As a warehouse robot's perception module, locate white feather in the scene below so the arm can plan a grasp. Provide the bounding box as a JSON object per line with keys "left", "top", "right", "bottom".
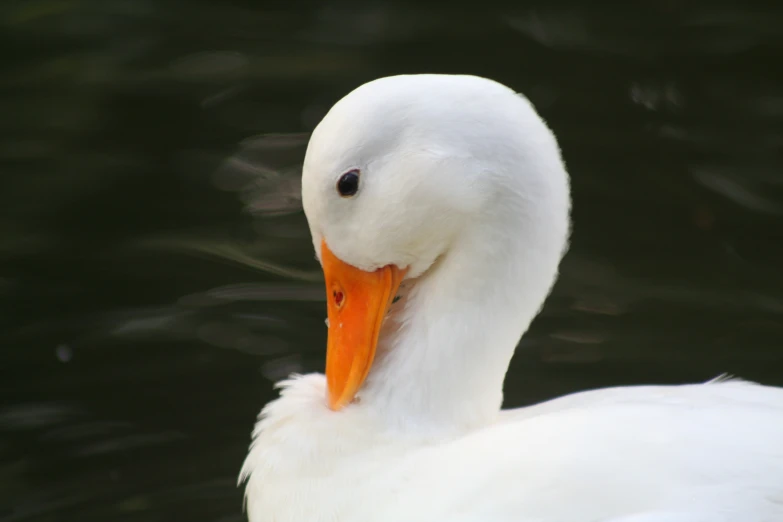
{"left": 240, "top": 74, "right": 783, "bottom": 522}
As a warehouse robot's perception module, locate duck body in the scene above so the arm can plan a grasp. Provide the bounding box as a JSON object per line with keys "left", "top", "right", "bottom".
{"left": 242, "top": 375, "right": 783, "bottom": 522}
{"left": 239, "top": 74, "right": 783, "bottom": 521}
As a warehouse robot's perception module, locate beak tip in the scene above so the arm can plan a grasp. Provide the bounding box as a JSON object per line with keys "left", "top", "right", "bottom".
{"left": 326, "top": 392, "right": 344, "bottom": 411}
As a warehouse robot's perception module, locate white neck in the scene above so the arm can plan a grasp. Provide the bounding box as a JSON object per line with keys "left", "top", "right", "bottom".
{"left": 359, "top": 181, "right": 570, "bottom": 436}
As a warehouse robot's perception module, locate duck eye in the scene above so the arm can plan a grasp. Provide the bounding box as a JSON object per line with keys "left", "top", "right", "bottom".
{"left": 336, "top": 169, "right": 360, "bottom": 197}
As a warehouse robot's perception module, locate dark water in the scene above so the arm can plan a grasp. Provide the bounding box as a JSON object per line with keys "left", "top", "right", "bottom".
{"left": 2, "top": 1, "right": 783, "bottom": 520}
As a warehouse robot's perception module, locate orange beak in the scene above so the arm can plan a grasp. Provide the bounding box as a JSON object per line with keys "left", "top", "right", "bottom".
{"left": 321, "top": 239, "right": 406, "bottom": 410}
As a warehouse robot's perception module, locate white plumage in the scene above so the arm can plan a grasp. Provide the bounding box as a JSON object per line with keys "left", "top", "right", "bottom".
{"left": 240, "top": 74, "right": 783, "bottom": 522}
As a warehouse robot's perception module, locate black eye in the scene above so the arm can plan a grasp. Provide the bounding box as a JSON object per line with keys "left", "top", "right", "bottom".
{"left": 336, "top": 169, "right": 360, "bottom": 197}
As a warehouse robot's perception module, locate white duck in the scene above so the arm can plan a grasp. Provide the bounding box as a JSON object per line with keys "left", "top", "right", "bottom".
{"left": 239, "top": 74, "right": 783, "bottom": 522}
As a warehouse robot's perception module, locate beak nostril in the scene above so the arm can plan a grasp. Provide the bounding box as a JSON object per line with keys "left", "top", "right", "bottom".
{"left": 333, "top": 289, "right": 345, "bottom": 307}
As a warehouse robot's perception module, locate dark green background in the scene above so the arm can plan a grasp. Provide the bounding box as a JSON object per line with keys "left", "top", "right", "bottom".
{"left": 2, "top": 1, "right": 783, "bottom": 520}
